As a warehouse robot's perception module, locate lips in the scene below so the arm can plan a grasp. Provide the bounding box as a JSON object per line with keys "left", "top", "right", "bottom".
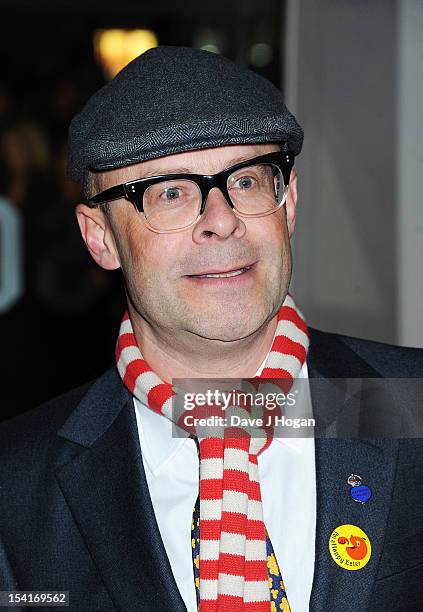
{"left": 187, "top": 263, "right": 255, "bottom": 278}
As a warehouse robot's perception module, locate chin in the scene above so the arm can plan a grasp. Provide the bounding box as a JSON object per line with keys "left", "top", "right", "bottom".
{"left": 193, "top": 312, "right": 269, "bottom": 342}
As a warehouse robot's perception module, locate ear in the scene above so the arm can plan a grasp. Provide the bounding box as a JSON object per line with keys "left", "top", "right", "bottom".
{"left": 286, "top": 168, "right": 298, "bottom": 238}
{"left": 75, "top": 203, "right": 121, "bottom": 270}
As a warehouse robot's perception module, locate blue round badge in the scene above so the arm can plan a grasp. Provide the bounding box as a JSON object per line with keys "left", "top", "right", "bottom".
{"left": 350, "top": 484, "right": 372, "bottom": 503}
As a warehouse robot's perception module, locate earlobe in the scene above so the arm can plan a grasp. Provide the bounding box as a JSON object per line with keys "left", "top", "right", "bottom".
{"left": 75, "top": 204, "right": 121, "bottom": 270}
{"left": 286, "top": 169, "right": 298, "bottom": 238}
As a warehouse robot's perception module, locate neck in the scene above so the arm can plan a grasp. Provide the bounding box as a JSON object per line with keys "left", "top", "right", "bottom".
{"left": 128, "top": 305, "right": 278, "bottom": 383}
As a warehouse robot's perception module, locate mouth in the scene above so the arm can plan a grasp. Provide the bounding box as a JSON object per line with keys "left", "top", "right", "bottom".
{"left": 186, "top": 263, "right": 255, "bottom": 279}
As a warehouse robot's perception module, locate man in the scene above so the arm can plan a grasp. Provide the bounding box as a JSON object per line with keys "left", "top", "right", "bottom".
{"left": 1, "top": 46, "right": 422, "bottom": 612}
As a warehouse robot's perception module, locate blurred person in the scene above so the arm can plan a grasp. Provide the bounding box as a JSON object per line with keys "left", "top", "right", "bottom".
{"left": 26, "top": 137, "right": 124, "bottom": 407}
{"left": 0, "top": 118, "right": 56, "bottom": 301}
{"left": 34, "top": 139, "right": 120, "bottom": 315}
{"left": 0, "top": 119, "right": 50, "bottom": 208}
{"left": 0, "top": 47, "right": 422, "bottom": 612}
{"left": 43, "top": 66, "right": 106, "bottom": 156}
{"left": 0, "top": 112, "right": 119, "bottom": 407}
{"left": 0, "top": 157, "right": 24, "bottom": 421}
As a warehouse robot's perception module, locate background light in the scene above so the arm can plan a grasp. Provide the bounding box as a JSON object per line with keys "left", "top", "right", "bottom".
{"left": 93, "top": 29, "right": 158, "bottom": 79}
{"left": 249, "top": 42, "right": 273, "bottom": 67}
{"left": 193, "top": 27, "right": 224, "bottom": 56}
{"left": 200, "top": 43, "right": 220, "bottom": 54}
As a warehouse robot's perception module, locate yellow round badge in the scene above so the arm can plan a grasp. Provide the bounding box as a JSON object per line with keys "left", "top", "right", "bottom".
{"left": 328, "top": 524, "right": 372, "bottom": 570}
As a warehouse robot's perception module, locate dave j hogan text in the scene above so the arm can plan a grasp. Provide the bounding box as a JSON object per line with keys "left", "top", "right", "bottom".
{"left": 182, "top": 414, "right": 315, "bottom": 429}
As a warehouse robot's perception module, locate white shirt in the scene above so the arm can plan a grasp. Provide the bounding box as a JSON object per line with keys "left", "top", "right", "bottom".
{"left": 133, "top": 360, "right": 316, "bottom": 612}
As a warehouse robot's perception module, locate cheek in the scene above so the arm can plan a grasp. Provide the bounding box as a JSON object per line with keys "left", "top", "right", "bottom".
{"left": 253, "top": 210, "right": 288, "bottom": 255}
{"left": 120, "top": 221, "right": 181, "bottom": 284}
{"left": 257, "top": 213, "right": 292, "bottom": 286}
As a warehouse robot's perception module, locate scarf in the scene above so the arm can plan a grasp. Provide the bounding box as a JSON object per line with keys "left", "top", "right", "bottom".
{"left": 116, "top": 292, "right": 309, "bottom": 611}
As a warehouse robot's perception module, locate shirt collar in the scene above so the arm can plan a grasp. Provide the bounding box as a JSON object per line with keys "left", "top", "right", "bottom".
{"left": 134, "top": 361, "right": 312, "bottom": 477}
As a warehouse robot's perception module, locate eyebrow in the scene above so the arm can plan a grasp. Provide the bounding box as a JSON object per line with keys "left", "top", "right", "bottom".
{"left": 141, "top": 152, "right": 268, "bottom": 179}
{"left": 143, "top": 166, "right": 192, "bottom": 178}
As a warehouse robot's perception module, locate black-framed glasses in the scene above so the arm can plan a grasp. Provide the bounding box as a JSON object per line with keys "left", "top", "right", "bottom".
{"left": 88, "top": 151, "right": 294, "bottom": 233}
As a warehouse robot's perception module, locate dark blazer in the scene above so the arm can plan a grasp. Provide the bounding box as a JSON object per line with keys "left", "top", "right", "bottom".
{"left": 1, "top": 327, "right": 422, "bottom": 612}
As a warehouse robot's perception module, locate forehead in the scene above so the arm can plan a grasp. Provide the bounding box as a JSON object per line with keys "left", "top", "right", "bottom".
{"left": 98, "top": 142, "right": 280, "bottom": 189}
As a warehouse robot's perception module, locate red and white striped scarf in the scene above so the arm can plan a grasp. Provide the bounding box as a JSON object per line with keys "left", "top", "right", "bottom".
{"left": 116, "top": 292, "right": 309, "bottom": 611}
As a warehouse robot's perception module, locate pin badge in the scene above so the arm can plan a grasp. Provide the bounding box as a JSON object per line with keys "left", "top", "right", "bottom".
{"left": 347, "top": 473, "right": 362, "bottom": 487}
{"left": 347, "top": 473, "right": 372, "bottom": 503}
{"left": 351, "top": 484, "right": 372, "bottom": 503}
{"left": 328, "top": 524, "right": 372, "bottom": 570}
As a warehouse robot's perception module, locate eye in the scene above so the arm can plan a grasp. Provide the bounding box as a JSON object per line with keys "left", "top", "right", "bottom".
{"left": 162, "top": 187, "right": 182, "bottom": 200}
{"left": 233, "top": 175, "right": 256, "bottom": 190}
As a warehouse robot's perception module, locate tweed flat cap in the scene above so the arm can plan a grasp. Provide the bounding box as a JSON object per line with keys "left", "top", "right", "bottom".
{"left": 68, "top": 45, "right": 303, "bottom": 183}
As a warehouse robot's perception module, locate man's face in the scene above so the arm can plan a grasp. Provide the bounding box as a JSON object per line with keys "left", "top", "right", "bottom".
{"left": 81, "top": 143, "right": 295, "bottom": 343}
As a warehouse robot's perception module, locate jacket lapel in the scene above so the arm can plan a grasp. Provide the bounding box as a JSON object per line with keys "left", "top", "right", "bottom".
{"left": 54, "top": 368, "right": 186, "bottom": 612}
{"left": 307, "top": 327, "right": 398, "bottom": 611}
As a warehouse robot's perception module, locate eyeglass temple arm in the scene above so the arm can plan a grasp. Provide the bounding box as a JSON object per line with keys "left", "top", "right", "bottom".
{"left": 89, "top": 184, "right": 127, "bottom": 207}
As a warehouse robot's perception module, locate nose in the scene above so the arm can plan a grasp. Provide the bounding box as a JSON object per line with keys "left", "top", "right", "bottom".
{"left": 191, "top": 187, "right": 246, "bottom": 243}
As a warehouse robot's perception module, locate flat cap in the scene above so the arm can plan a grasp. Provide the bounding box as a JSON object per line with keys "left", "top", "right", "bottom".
{"left": 68, "top": 45, "right": 303, "bottom": 184}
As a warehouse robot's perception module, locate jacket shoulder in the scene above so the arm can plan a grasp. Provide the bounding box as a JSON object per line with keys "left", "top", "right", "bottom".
{"left": 0, "top": 368, "right": 115, "bottom": 463}
{"left": 309, "top": 327, "right": 423, "bottom": 377}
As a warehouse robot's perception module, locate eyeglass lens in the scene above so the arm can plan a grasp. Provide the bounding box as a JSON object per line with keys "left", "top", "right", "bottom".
{"left": 143, "top": 163, "right": 285, "bottom": 232}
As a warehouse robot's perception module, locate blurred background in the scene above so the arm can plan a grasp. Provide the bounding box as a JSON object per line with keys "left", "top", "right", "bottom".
{"left": 0, "top": 0, "right": 422, "bottom": 421}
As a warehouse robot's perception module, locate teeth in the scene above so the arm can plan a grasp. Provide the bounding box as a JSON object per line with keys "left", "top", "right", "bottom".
{"left": 204, "top": 267, "right": 248, "bottom": 278}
